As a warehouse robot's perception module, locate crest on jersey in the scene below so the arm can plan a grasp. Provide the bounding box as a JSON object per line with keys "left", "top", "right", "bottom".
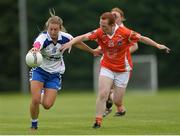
{"left": 117, "top": 35, "right": 123, "bottom": 46}
{"left": 52, "top": 47, "right": 57, "bottom": 54}
{"left": 117, "top": 40, "right": 122, "bottom": 46}
{"left": 108, "top": 39, "right": 114, "bottom": 47}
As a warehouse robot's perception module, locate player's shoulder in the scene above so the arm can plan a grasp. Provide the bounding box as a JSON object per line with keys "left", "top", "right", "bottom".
{"left": 59, "top": 31, "right": 73, "bottom": 39}
{"left": 35, "top": 31, "right": 48, "bottom": 41}
{"left": 91, "top": 28, "right": 104, "bottom": 36}
{"left": 119, "top": 24, "right": 130, "bottom": 31}
{"left": 97, "top": 28, "right": 103, "bottom": 33}
{"left": 117, "top": 25, "right": 132, "bottom": 35}
{"left": 58, "top": 31, "right": 73, "bottom": 43}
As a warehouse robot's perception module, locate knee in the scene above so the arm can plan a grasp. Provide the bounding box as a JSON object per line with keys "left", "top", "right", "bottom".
{"left": 42, "top": 102, "right": 53, "bottom": 110}
{"left": 32, "top": 98, "right": 41, "bottom": 105}
{"left": 98, "top": 90, "right": 109, "bottom": 101}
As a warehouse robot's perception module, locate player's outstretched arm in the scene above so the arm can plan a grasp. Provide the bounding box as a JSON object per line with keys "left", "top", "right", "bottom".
{"left": 74, "top": 42, "right": 94, "bottom": 54}
{"left": 60, "top": 33, "right": 90, "bottom": 54}
{"left": 139, "top": 36, "right": 170, "bottom": 53}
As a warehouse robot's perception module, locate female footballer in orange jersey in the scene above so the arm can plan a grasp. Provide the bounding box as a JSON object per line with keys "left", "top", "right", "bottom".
{"left": 60, "top": 12, "right": 170, "bottom": 128}
{"left": 103, "top": 7, "right": 140, "bottom": 117}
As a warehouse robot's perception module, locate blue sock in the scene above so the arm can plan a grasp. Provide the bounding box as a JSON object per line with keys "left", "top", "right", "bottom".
{"left": 31, "top": 119, "right": 38, "bottom": 129}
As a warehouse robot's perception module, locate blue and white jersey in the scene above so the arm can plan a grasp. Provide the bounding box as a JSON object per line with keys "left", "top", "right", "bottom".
{"left": 33, "top": 31, "right": 73, "bottom": 74}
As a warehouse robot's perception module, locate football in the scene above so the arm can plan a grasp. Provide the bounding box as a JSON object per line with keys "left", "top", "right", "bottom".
{"left": 25, "top": 51, "right": 43, "bottom": 67}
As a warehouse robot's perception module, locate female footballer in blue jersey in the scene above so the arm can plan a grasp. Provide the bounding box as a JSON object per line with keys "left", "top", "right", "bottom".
{"left": 29, "top": 10, "right": 95, "bottom": 130}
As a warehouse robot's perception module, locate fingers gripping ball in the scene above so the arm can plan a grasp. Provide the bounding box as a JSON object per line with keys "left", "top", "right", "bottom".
{"left": 25, "top": 52, "right": 43, "bottom": 67}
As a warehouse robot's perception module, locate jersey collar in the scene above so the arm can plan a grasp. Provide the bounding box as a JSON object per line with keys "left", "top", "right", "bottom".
{"left": 47, "top": 31, "right": 63, "bottom": 41}
{"left": 47, "top": 32, "right": 53, "bottom": 41}
{"left": 107, "top": 24, "right": 119, "bottom": 39}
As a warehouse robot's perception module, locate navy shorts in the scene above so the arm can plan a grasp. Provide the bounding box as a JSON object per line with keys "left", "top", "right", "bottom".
{"left": 29, "top": 67, "right": 62, "bottom": 91}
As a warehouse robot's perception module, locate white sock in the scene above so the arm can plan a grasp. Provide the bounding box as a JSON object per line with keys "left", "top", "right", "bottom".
{"left": 31, "top": 119, "right": 38, "bottom": 122}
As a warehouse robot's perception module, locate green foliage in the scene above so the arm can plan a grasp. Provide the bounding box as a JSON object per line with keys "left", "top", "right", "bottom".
{"left": 0, "top": 0, "right": 20, "bottom": 91}
{"left": 0, "top": 0, "right": 180, "bottom": 91}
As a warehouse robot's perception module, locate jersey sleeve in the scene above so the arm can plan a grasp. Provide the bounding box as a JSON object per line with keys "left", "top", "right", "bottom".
{"left": 88, "top": 29, "right": 99, "bottom": 41}
{"left": 33, "top": 33, "right": 46, "bottom": 50}
{"left": 61, "top": 32, "right": 73, "bottom": 41}
{"left": 122, "top": 26, "right": 141, "bottom": 44}
{"left": 128, "top": 30, "right": 141, "bottom": 43}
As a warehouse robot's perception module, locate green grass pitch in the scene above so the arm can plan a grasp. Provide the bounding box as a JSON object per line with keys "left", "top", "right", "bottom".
{"left": 0, "top": 89, "right": 180, "bottom": 135}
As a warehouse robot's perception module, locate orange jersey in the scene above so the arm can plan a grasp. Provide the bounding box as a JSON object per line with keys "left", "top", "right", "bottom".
{"left": 88, "top": 25, "right": 141, "bottom": 72}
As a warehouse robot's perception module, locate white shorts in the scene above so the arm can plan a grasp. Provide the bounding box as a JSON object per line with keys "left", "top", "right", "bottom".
{"left": 99, "top": 67, "right": 130, "bottom": 88}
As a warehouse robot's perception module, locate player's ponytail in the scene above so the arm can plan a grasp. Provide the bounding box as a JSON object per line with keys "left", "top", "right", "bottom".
{"left": 49, "top": 8, "right": 56, "bottom": 17}
{"left": 45, "top": 8, "right": 67, "bottom": 32}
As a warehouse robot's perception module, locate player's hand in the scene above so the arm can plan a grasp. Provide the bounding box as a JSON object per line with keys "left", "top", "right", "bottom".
{"left": 157, "top": 44, "right": 171, "bottom": 53}
{"left": 29, "top": 47, "right": 40, "bottom": 53}
{"left": 60, "top": 43, "right": 72, "bottom": 54}
{"left": 93, "top": 48, "right": 103, "bottom": 57}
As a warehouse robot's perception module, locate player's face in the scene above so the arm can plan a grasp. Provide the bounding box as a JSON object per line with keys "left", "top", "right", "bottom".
{"left": 111, "top": 11, "right": 122, "bottom": 24}
{"left": 47, "top": 23, "right": 60, "bottom": 40}
{"left": 100, "top": 19, "right": 113, "bottom": 34}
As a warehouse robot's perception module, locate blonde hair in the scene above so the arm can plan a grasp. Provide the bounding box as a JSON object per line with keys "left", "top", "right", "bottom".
{"left": 111, "top": 7, "right": 126, "bottom": 21}
{"left": 45, "top": 9, "right": 66, "bottom": 32}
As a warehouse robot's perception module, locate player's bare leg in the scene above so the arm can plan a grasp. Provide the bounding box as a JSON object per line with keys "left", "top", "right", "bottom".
{"left": 40, "top": 89, "right": 44, "bottom": 104}
{"left": 93, "top": 75, "right": 113, "bottom": 128}
{"left": 42, "top": 89, "right": 57, "bottom": 110}
{"left": 30, "top": 81, "right": 43, "bottom": 130}
{"left": 113, "top": 86, "right": 126, "bottom": 116}
{"left": 103, "top": 89, "right": 113, "bottom": 117}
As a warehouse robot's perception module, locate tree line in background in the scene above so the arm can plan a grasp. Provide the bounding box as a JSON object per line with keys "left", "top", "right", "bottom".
{"left": 0, "top": 0, "right": 179, "bottom": 91}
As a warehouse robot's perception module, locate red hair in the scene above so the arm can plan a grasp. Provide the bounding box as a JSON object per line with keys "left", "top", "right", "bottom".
{"left": 100, "top": 12, "right": 115, "bottom": 25}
